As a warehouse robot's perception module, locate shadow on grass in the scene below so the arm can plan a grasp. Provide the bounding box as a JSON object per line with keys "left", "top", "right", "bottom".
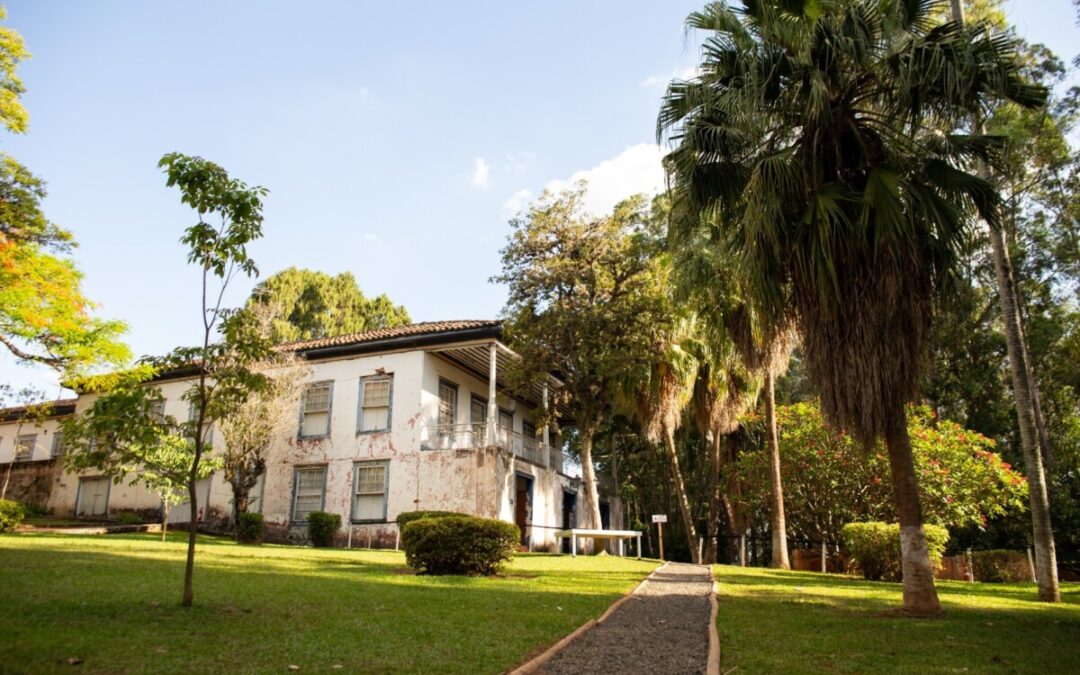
{"left": 0, "top": 537, "right": 654, "bottom": 675}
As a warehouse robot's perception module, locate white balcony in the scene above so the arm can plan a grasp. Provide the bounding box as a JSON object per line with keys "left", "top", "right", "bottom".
{"left": 421, "top": 423, "right": 562, "bottom": 470}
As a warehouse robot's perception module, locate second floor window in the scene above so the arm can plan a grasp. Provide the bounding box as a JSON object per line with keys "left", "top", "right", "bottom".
{"left": 51, "top": 433, "right": 68, "bottom": 458}
{"left": 14, "top": 434, "right": 36, "bottom": 462}
{"left": 300, "top": 382, "right": 333, "bottom": 438}
{"left": 358, "top": 376, "right": 392, "bottom": 433}
{"left": 148, "top": 398, "right": 166, "bottom": 423}
{"left": 438, "top": 380, "right": 457, "bottom": 427}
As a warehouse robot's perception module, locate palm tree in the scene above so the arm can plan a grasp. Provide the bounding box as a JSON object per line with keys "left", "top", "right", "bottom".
{"left": 630, "top": 314, "right": 703, "bottom": 563}
{"left": 659, "top": 0, "right": 1044, "bottom": 614}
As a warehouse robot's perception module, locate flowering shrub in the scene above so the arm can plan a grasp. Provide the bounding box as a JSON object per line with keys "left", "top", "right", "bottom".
{"left": 740, "top": 403, "right": 1027, "bottom": 544}
{"left": 842, "top": 521, "right": 949, "bottom": 581}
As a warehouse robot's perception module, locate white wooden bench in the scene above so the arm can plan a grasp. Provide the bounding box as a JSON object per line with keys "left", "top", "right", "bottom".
{"left": 555, "top": 528, "right": 643, "bottom": 558}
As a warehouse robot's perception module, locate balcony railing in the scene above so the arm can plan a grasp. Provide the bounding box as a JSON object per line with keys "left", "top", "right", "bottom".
{"left": 422, "top": 423, "right": 562, "bottom": 470}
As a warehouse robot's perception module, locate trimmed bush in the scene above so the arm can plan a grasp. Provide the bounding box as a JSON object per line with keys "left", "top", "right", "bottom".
{"left": 306, "top": 511, "right": 341, "bottom": 548}
{"left": 237, "top": 512, "right": 266, "bottom": 545}
{"left": 115, "top": 512, "right": 143, "bottom": 525}
{"left": 972, "top": 549, "right": 1030, "bottom": 583}
{"left": 0, "top": 499, "right": 25, "bottom": 533}
{"left": 402, "top": 515, "right": 519, "bottom": 576}
{"left": 395, "top": 510, "right": 463, "bottom": 528}
{"left": 842, "top": 521, "right": 949, "bottom": 581}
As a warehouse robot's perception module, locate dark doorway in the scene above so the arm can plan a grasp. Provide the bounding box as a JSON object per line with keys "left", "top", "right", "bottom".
{"left": 514, "top": 474, "right": 533, "bottom": 547}
{"left": 599, "top": 501, "right": 610, "bottom": 530}
{"left": 561, "top": 490, "right": 577, "bottom": 553}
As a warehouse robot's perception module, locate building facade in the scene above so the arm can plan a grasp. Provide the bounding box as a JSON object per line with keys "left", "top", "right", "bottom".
{"left": 0, "top": 321, "right": 593, "bottom": 549}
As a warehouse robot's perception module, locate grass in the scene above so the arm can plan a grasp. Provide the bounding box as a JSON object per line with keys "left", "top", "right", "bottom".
{"left": 0, "top": 532, "right": 657, "bottom": 674}
{"left": 714, "top": 564, "right": 1080, "bottom": 674}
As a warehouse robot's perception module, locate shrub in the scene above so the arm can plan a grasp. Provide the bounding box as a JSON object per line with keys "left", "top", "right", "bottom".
{"left": 237, "top": 512, "right": 266, "bottom": 545}
{"left": 306, "top": 511, "right": 341, "bottom": 548}
{"left": 972, "top": 549, "right": 1030, "bottom": 583}
{"left": 0, "top": 499, "right": 25, "bottom": 532}
{"left": 395, "top": 510, "right": 463, "bottom": 528}
{"left": 115, "top": 512, "right": 143, "bottom": 525}
{"left": 402, "top": 515, "right": 519, "bottom": 576}
{"left": 842, "top": 522, "right": 949, "bottom": 581}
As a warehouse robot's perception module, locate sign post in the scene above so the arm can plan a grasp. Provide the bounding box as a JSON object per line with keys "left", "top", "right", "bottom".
{"left": 652, "top": 514, "right": 668, "bottom": 561}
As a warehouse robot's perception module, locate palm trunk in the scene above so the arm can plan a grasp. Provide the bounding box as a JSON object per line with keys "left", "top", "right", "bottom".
{"left": 990, "top": 227, "right": 1060, "bottom": 601}
{"left": 706, "top": 429, "right": 723, "bottom": 564}
{"left": 883, "top": 413, "right": 941, "bottom": 615}
{"left": 950, "top": 0, "right": 1060, "bottom": 605}
{"left": 764, "top": 371, "right": 790, "bottom": 569}
{"left": 662, "top": 427, "right": 699, "bottom": 563}
{"left": 578, "top": 424, "right": 603, "bottom": 540}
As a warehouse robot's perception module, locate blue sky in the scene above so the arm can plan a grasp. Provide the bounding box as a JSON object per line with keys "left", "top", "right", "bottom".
{"left": 2, "top": 0, "right": 1077, "bottom": 397}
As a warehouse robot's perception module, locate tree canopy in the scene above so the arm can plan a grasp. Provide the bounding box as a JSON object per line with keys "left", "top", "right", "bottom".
{"left": 246, "top": 267, "right": 411, "bottom": 343}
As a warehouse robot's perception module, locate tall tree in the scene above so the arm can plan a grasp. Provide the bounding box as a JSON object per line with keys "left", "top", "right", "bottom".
{"left": 496, "top": 185, "right": 667, "bottom": 533}
{"left": 660, "top": 0, "right": 1043, "bottom": 613}
{"left": 246, "top": 267, "right": 410, "bottom": 343}
{"left": 949, "top": 0, "right": 1060, "bottom": 601}
{"left": 0, "top": 7, "right": 128, "bottom": 377}
{"left": 161, "top": 153, "right": 271, "bottom": 607}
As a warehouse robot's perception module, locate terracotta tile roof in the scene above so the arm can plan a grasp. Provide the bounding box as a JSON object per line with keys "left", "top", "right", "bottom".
{"left": 280, "top": 320, "right": 503, "bottom": 353}
{"left": 0, "top": 397, "right": 77, "bottom": 421}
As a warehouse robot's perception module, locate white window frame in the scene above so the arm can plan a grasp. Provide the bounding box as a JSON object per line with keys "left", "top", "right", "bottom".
{"left": 351, "top": 460, "right": 390, "bottom": 523}
{"left": 187, "top": 401, "right": 213, "bottom": 446}
{"left": 14, "top": 434, "right": 36, "bottom": 462}
{"left": 299, "top": 381, "right": 334, "bottom": 439}
{"left": 291, "top": 465, "right": 327, "bottom": 523}
{"left": 357, "top": 375, "right": 393, "bottom": 434}
{"left": 50, "top": 432, "right": 67, "bottom": 458}
{"left": 438, "top": 379, "right": 458, "bottom": 427}
{"left": 148, "top": 398, "right": 166, "bottom": 423}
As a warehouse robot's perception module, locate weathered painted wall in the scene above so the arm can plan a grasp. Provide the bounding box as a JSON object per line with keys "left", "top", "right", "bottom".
{"left": 0, "top": 340, "right": 587, "bottom": 547}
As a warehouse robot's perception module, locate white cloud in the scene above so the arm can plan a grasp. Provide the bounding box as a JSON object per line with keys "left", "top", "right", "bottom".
{"left": 470, "top": 157, "right": 491, "bottom": 187}
{"left": 544, "top": 143, "right": 666, "bottom": 216}
{"left": 501, "top": 188, "right": 534, "bottom": 218}
{"left": 640, "top": 66, "right": 699, "bottom": 88}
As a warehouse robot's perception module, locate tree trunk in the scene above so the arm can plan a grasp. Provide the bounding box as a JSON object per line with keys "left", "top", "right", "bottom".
{"left": 950, "top": 0, "right": 1060, "bottom": 605}
{"left": 662, "top": 427, "right": 699, "bottom": 563}
{"left": 883, "top": 414, "right": 941, "bottom": 615}
{"left": 161, "top": 501, "right": 169, "bottom": 543}
{"left": 706, "top": 430, "right": 723, "bottom": 564}
{"left": 0, "top": 460, "right": 12, "bottom": 500}
{"left": 989, "top": 227, "right": 1061, "bottom": 601}
{"left": 182, "top": 470, "right": 198, "bottom": 607}
{"left": 765, "top": 371, "right": 790, "bottom": 569}
{"left": 578, "top": 426, "right": 603, "bottom": 545}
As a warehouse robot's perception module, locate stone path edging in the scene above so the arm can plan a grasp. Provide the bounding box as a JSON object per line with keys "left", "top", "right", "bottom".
{"left": 508, "top": 562, "right": 669, "bottom": 675}
{"left": 707, "top": 577, "right": 720, "bottom": 675}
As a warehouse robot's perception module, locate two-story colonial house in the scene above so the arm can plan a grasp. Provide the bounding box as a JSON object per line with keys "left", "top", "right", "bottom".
{"left": 0, "top": 321, "right": 597, "bottom": 550}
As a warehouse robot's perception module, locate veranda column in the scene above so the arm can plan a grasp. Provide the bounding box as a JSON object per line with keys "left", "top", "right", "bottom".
{"left": 542, "top": 382, "right": 551, "bottom": 469}
{"left": 487, "top": 342, "right": 498, "bottom": 446}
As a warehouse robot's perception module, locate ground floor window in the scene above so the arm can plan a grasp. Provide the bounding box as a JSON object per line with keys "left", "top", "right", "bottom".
{"left": 291, "top": 466, "right": 327, "bottom": 522}
{"left": 352, "top": 461, "right": 389, "bottom": 522}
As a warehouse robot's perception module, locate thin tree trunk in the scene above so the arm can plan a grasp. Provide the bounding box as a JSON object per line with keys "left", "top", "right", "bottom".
{"left": 578, "top": 425, "right": 603, "bottom": 545}
{"left": 161, "top": 501, "right": 169, "bottom": 542}
{"left": 1, "top": 461, "right": 12, "bottom": 500}
{"left": 663, "top": 427, "right": 699, "bottom": 563}
{"left": 883, "top": 413, "right": 941, "bottom": 615}
{"left": 990, "top": 228, "right": 1060, "bottom": 600}
{"left": 707, "top": 430, "right": 723, "bottom": 564}
{"left": 182, "top": 469, "right": 198, "bottom": 607}
{"left": 950, "top": 0, "right": 1060, "bottom": 604}
{"left": 765, "top": 371, "right": 790, "bottom": 569}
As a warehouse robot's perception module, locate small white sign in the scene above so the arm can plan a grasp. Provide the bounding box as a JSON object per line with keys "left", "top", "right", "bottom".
{"left": 651, "top": 514, "right": 668, "bottom": 524}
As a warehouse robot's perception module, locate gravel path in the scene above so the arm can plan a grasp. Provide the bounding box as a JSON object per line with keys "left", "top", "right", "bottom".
{"left": 536, "top": 563, "right": 714, "bottom": 675}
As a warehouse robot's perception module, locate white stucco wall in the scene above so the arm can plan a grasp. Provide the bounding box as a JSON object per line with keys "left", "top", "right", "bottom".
{"left": 0, "top": 339, "right": 586, "bottom": 547}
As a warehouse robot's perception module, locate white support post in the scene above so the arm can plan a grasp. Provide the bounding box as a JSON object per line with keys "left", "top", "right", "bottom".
{"left": 542, "top": 382, "right": 551, "bottom": 468}
{"left": 486, "top": 342, "right": 498, "bottom": 447}
{"left": 571, "top": 532, "right": 577, "bottom": 558}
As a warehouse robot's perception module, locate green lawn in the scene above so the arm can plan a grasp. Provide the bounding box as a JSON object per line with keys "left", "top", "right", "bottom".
{"left": 715, "top": 565, "right": 1080, "bottom": 674}
{"left": 0, "top": 532, "right": 657, "bottom": 674}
